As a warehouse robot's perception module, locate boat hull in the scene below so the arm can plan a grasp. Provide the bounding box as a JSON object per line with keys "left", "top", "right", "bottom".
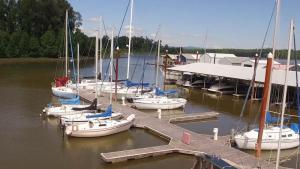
{"left": 65, "top": 115, "right": 135, "bottom": 137}
{"left": 52, "top": 86, "right": 77, "bottom": 98}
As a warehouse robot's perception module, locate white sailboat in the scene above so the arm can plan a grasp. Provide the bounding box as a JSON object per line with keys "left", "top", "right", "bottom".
{"left": 132, "top": 39, "right": 187, "bottom": 110}
{"left": 60, "top": 105, "right": 122, "bottom": 126}
{"left": 235, "top": 20, "right": 299, "bottom": 150}
{"left": 65, "top": 29, "right": 135, "bottom": 137}
{"left": 101, "top": 0, "right": 152, "bottom": 100}
{"left": 51, "top": 10, "right": 77, "bottom": 99}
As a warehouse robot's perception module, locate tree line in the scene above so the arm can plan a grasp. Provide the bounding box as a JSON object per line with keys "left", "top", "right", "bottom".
{"left": 0, "top": 0, "right": 298, "bottom": 59}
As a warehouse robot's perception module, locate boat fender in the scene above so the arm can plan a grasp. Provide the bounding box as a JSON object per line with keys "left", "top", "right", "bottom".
{"left": 72, "top": 125, "right": 78, "bottom": 131}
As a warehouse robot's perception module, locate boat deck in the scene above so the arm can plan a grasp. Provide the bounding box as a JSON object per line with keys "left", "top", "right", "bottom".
{"left": 78, "top": 89, "right": 274, "bottom": 169}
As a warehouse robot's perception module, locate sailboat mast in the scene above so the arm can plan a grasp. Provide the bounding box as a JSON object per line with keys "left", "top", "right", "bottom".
{"left": 77, "top": 43, "right": 79, "bottom": 94}
{"left": 99, "top": 16, "right": 103, "bottom": 80}
{"left": 275, "top": 19, "right": 294, "bottom": 169}
{"left": 266, "top": 0, "right": 281, "bottom": 110}
{"left": 110, "top": 30, "right": 114, "bottom": 105}
{"left": 65, "top": 10, "right": 68, "bottom": 77}
{"left": 156, "top": 39, "right": 160, "bottom": 87}
{"left": 256, "top": 52, "right": 273, "bottom": 158}
{"left": 95, "top": 31, "right": 99, "bottom": 104}
{"left": 127, "top": 0, "right": 133, "bottom": 80}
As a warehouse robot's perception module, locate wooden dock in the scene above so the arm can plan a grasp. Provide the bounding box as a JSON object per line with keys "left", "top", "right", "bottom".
{"left": 79, "top": 89, "right": 274, "bottom": 169}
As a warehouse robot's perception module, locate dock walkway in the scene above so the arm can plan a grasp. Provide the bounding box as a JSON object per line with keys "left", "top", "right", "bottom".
{"left": 79, "top": 89, "right": 273, "bottom": 169}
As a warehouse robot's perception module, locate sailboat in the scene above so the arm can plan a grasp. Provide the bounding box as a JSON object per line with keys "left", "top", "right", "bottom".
{"left": 234, "top": 23, "right": 299, "bottom": 150}
{"left": 64, "top": 29, "right": 135, "bottom": 137}
{"left": 59, "top": 105, "right": 122, "bottom": 126}
{"left": 51, "top": 10, "right": 77, "bottom": 99}
{"left": 101, "top": 0, "right": 152, "bottom": 100}
{"left": 45, "top": 31, "right": 103, "bottom": 117}
{"left": 132, "top": 39, "right": 187, "bottom": 110}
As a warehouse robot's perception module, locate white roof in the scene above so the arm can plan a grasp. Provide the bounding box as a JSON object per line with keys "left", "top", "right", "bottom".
{"left": 168, "top": 62, "right": 300, "bottom": 87}
{"left": 249, "top": 59, "right": 280, "bottom": 65}
{"left": 182, "top": 53, "right": 198, "bottom": 60}
{"left": 204, "top": 53, "right": 237, "bottom": 59}
{"left": 163, "top": 54, "right": 177, "bottom": 60}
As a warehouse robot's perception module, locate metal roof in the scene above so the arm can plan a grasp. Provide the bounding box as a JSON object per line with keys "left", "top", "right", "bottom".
{"left": 204, "top": 53, "right": 237, "bottom": 58}
{"left": 168, "top": 62, "right": 300, "bottom": 87}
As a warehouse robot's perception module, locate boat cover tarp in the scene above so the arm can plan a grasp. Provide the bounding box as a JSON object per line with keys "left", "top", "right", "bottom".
{"left": 265, "top": 111, "right": 290, "bottom": 124}
{"left": 55, "top": 76, "right": 69, "bottom": 87}
{"left": 126, "top": 80, "right": 149, "bottom": 87}
{"left": 59, "top": 96, "right": 80, "bottom": 105}
{"left": 72, "top": 98, "right": 97, "bottom": 111}
{"left": 155, "top": 88, "right": 177, "bottom": 96}
{"left": 86, "top": 105, "right": 112, "bottom": 119}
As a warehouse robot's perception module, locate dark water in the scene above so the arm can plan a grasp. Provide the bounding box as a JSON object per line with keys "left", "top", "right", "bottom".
{"left": 0, "top": 59, "right": 194, "bottom": 169}
{"left": 0, "top": 57, "right": 299, "bottom": 169}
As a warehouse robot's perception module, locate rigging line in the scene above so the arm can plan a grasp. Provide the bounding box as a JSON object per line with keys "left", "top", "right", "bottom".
{"left": 68, "top": 21, "right": 77, "bottom": 82}
{"left": 107, "top": 0, "right": 130, "bottom": 82}
{"left": 292, "top": 24, "right": 300, "bottom": 169}
{"left": 138, "top": 25, "right": 161, "bottom": 87}
{"left": 115, "top": 0, "right": 130, "bottom": 48}
{"left": 236, "top": 2, "right": 276, "bottom": 131}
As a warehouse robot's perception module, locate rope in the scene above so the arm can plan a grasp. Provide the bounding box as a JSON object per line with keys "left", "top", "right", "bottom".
{"left": 292, "top": 23, "right": 300, "bottom": 169}
{"left": 235, "top": 2, "right": 276, "bottom": 132}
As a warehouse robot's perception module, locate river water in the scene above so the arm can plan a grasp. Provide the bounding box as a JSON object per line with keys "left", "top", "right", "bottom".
{"left": 0, "top": 57, "right": 298, "bottom": 169}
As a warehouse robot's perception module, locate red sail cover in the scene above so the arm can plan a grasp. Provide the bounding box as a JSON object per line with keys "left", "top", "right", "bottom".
{"left": 55, "top": 77, "right": 69, "bottom": 87}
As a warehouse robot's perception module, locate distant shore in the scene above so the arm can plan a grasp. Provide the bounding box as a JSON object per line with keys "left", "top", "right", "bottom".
{"left": 0, "top": 58, "right": 62, "bottom": 65}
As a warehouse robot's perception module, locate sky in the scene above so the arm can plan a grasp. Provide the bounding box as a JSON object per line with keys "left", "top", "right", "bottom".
{"left": 68, "top": 0, "right": 300, "bottom": 49}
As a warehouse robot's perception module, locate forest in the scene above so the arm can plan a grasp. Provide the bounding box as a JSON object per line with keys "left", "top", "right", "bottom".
{"left": 0, "top": 0, "right": 298, "bottom": 59}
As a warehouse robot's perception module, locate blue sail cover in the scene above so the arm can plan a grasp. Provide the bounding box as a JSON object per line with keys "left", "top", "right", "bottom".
{"left": 59, "top": 96, "right": 80, "bottom": 105}
{"left": 155, "top": 88, "right": 177, "bottom": 96}
{"left": 265, "top": 111, "right": 290, "bottom": 124}
{"left": 125, "top": 80, "right": 149, "bottom": 87}
{"left": 86, "top": 105, "right": 112, "bottom": 119}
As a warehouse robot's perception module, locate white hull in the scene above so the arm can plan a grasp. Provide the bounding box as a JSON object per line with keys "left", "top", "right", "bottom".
{"left": 44, "top": 104, "right": 98, "bottom": 117}
{"left": 65, "top": 114, "right": 135, "bottom": 137}
{"left": 133, "top": 97, "right": 187, "bottom": 110}
{"left": 52, "top": 86, "right": 77, "bottom": 98}
{"left": 207, "top": 84, "right": 235, "bottom": 95}
{"left": 234, "top": 127, "right": 299, "bottom": 150}
{"left": 60, "top": 112, "right": 122, "bottom": 126}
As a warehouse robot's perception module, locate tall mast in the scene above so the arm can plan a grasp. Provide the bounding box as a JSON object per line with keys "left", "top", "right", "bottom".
{"left": 77, "top": 43, "right": 79, "bottom": 95}
{"left": 266, "top": 0, "right": 280, "bottom": 109}
{"left": 95, "top": 31, "right": 99, "bottom": 104}
{"left": 256, "top": 52, "right": 273, "bottom": 158}
{"left": 99, "top": 16, "right": 103, "bottom": 80}
{"left": 65, "top": 10, "right": 68, "bottom": 77}
{"left": 110, "top": 29, "right": 114, "bottom": 105}
{"left": 156, "top": 39, "right": 161, "bottom": 87}
{"left": 275, "top": 19, "right": 294, "bottom": 169}
{"left": 127, "top": 0, "right": 134, "bottom": 80}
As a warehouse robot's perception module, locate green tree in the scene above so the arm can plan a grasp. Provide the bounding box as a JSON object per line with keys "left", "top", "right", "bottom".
{"left": 6, "top": 31, "right": 22, "bottom": 57}
{"left": 0, "top": 31, "right": 9, "bottom": 57}
{"left": 28, "top": 36, "right": 40, "bottom": 57}
{"left": 40, "top": 30, "right": 57, "bottom": 57}
{"left": 18, "top": 32, "right": 30, "bottom": 57}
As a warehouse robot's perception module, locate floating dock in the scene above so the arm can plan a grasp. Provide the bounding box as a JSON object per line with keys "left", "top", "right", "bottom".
{"left": 79, "top": 89, "right": 274, "bottom": 169}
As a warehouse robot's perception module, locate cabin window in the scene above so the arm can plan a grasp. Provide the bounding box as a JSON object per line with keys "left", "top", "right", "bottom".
{"left": 282, "top": 135, "right": 287, "bottom": 138}
{"left": 288, "top": 134, "right": 292, "bottom": 137}
{"left": 268, "top": 135, "right": 272, "bottom": 138}
{"left": 244, "top": 64, "right": 252, "bottom": 67}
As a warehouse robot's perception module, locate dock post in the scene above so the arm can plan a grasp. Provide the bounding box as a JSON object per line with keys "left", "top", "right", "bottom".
{"left": 122, "top": 97, "right": 126, "bottom": 105}
{"left": 157, "top": 109, "right": 162, "bottom": 119}
{"left": 213, "top": 128, "right": 218, "bottom": 140}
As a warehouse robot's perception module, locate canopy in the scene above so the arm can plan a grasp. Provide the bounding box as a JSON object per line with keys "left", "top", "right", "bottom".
{"left": 155, "top": 88, "right": 177, "bottom": 96}
{"left": 125, "top": 80, "right": 149, "bottom": 88}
